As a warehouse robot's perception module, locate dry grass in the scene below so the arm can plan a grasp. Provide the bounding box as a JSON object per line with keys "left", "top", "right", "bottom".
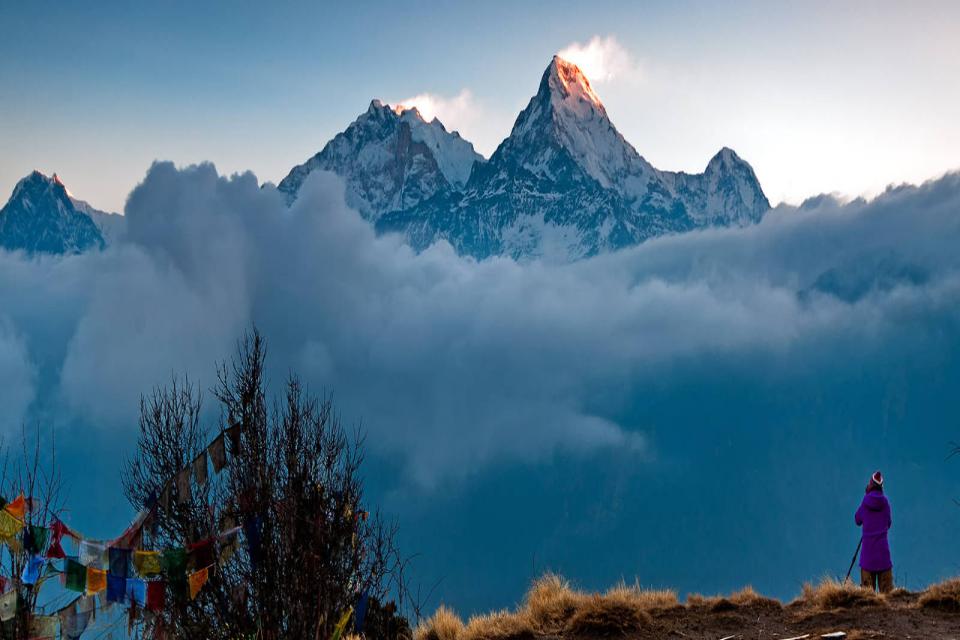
{"left": 603, "top": 580, "right": 679, "bottom": 610}
{"left": 524, "top": 573, "right": 586, "bottom": 634}
{"left": 414, "top": 605, "right": 465, "bottom": 640}
{"left": 918, "top": 577, "right": 960, "bottom": 612}
{"left": 800, "top": 578, "right": 885, "bottom": 610}
{"left": 686, "top": 585, "right": 779, "bottom": 613}
{"left": 564, "top": 594, "right": 652, "bottom": 636}
{"left": 461, "top": 610, "right": 534, "bottom": 640}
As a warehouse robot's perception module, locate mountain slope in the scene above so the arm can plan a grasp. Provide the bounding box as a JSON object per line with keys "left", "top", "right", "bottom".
{"left": 0, "top": 171, "right": 106, "bottom": 255}
{"left": 278, "top": 100, "right": 484, "bottom": 220}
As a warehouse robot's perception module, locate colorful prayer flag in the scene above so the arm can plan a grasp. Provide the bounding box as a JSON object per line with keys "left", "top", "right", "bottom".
{"left": 126, "top": 577, "right": 147, "bottom": 606}
{"left": 86, "top": 567, "right": 107, "bottom": 595}
{"left": 4, "top": 494, "right": 26, "bottom": 520}
{"left": 0, "top": 589, "right": 16, "bottom": 621}
{"left": 147, "top": 579, "right": 166, "bottom": 612}
{"left": 209, "top": 433, "right": 227, "bottom": 472}
{"left": 176, "top": 467, "right": 192, "bottom": 504}
{"left": 24, "top": 524, "right": 50, "bottom": 555}
{"left": 65, "top": 558, "right": 87, "bottom": 592}
{"left": 188, "top": 567, "right": 208, "bottom": 600}
{"left": 331, "top": 607, "right": 353, "bottom": 640}
{"left": 21, "top": 554, "right": 45, "bottom": 585}
{"left": 29, "top": 615, "right": 58, "bottom": 639}
{"left": 79, "top": 540, "right": 107, "bottom": 569}
{"left": 226, "top": 422, "right": 242, "bottom": 454}
{"left": 109, "top": 547, "right": 132, "bottom": 578}
{"left": 107, "top": 573, "right": 127, "bottom": 603}
{"left": 187, "top": 537, "right": 216, "bottom": 570}
{"left": 193, "top": 451, "right": 208, "bottom": 487}
{"left": 161, "top": 548, "right": 187, "bottom": 578}
{"left": 0, "top": 510, "right": 24, "bottom": 545}
{"left": 133, "top": 550, "right": 162, "bottom": 577}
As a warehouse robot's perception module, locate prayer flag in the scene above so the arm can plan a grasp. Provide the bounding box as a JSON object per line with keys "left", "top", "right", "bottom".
{"left": 46, "top": 537, "right": 66, "bottom": 559}
{"left": 109, "top": 547, "right": 132, "bottom": 578}
{"left": 29, "top": 615, "right": 58, "bottom": 639}
{"left": 21, "top": 554, "right": 45, "bottom": 585}
{"left": 193, "top": 451, "right": 208, "bottom": 487}
{"left": 355, "top": 590, "right": 370, "bottom": 633}
{"left": 65, "top": 558, "right": 87, "bottom": 592}
{"left": 0, "top": 510, "right": 24, "bottom": 544}
{"left": 4, "top": 494, "right": 26, "bottom": 520}
{"left": 113, "top": 510, "right": 150, "bottom": 549}
{"left": 107, "top": 573, "right": 127, "bottom": 603}
{"left": 226, "top": 422, "right": 242, "bottom": 454}
{"left": 176, "top": 467, "right": 192, "bottom": 504}
{"left": 147, "top": 579, "right": 166, "bottom": 612}
{"left": 209, "top": 433, "right": 227, "bottom": 472}
{"left": 126, "top": 577, "right": 147, "bottom": 606}
{"left": 0, "top": 589, "right": 16, "bottom": 621}
{"left": 332, "top": 607, "right": 353, "bottom": 640}
{"left": 188, "top": 567, "right": 208, "bottom": 600}
{"left": 60, "top": 601, "right": 91, "bottom": 640}
{"left": 187, "top": 537, "right": 215, "bottom": 570}
{"left": 133, "top": 550, "right": 162, "bottom": 577}
{"left": 24, "top": 524, "right": 50, "bottom": 555}
{"left": 161, "top": 548, "right": 187, "bottom": 579}
{"left": 79, "top": 540, "right": 107, "bottom": 569}
{"left": 86, "top": 567, "right": 107, "bottom": 594}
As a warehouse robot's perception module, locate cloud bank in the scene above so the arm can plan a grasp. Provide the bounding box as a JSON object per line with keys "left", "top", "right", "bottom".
{"left": 2, "top": 165, "right": 960, "bottom": 487}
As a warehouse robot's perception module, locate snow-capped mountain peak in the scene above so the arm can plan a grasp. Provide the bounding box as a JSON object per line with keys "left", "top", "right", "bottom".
{"left": 497, "top": 55, "right": 651, "bottom": 192}
{"left": 0, "top": 170, "right": 106, "bottom": 255}
{"left": 278, "top": 98, "right": 483, "bottom": 218}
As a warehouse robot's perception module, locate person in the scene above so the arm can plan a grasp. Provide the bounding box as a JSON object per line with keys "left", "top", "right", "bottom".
{"left": 855, "top": 470, "right": 893, "bottom": 593}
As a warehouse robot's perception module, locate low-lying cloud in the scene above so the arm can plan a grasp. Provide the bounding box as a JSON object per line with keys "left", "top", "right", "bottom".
{"left": 2, "top": 164, "right": 960, "bottom": 490}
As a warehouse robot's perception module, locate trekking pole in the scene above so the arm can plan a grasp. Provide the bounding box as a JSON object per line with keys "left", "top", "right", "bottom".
{"left": 844, "top": 538, "right": 863, "bottom": 583}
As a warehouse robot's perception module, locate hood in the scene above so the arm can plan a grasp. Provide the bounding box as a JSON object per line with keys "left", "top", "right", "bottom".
{"left": 862, "top": 490, "right": 887, "bottom": 511}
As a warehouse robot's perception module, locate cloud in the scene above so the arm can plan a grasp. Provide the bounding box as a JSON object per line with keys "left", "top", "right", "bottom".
{"left": 390, "top": 89, "right": 507, "bottom": 157}
{"left": 3, "top": 163, "right": 960, "bottom": 491}
{"left": 558, "top": 35, "right": 638, "bottom": 84}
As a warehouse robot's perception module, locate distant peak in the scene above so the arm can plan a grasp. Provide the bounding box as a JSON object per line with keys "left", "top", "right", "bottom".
{"left": 706, "top": 147, "right": 748, "bottom": 173}
{"left": 543, "top": 55, "right": 603, "bottom": 107}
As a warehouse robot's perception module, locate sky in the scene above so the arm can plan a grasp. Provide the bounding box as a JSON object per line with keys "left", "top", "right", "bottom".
{"left": 2, "top": 1, "right": 960, "bottom": 213}
{"left": 3, "top": 0, "right": 960, "bottom": 620}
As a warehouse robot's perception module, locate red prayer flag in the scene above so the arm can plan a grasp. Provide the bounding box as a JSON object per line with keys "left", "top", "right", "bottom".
{"left": 146, "top": 580, "right": 166, "bottom": 613}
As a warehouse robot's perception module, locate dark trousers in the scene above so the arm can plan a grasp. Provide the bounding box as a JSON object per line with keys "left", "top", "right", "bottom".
{"left": 861, "top": 568, "right": 893, "bottom": 593}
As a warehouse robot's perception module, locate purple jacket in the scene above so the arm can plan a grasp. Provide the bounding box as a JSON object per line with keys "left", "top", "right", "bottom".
{"left": 855, "top": 489, "right": 892, "bottom": 572}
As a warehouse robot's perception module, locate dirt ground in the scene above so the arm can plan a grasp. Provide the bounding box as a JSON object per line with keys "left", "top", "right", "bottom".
{"left": 622, "top": 591, "right": 960, "bottom": 640}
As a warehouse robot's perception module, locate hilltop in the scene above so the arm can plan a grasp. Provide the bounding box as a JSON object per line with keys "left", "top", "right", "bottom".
{"left": 414, "top": 574, "right": 960, "bottom": 639}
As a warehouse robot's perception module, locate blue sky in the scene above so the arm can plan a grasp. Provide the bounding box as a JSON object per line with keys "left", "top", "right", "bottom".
{"left": 2, "top": 1, "right": 959, "bottom": 212}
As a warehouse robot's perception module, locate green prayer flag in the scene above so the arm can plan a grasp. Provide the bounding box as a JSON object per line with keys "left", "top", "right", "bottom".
{"left": 65, "top": 558, "right": 87, "bottom": 592}
{"left": 29, "top": 525, "right": 50, "bottom": 554}
{"left": 161, "top": 548, "right": 187, "bottom": 578}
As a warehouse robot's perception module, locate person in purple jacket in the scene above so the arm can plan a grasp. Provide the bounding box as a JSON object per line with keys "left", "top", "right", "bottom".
{"left": 855, "top": 470, "right": 893, "bottom": 592}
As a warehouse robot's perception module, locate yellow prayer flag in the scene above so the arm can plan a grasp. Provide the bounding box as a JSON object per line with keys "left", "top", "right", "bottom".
{"left": 133, "top": 550, "right": 162, "bottom": 577}
{"left": 86, "top": 567, "right": 107, "bottom": 595}
{"left": 331, "top": 607, "right": 353, "bottom": 640}
{"left": 0, "top": 510, "right": 24, "bottom": 545}
{"left": 189, "top": 567, "right": 208, "bottom": 600}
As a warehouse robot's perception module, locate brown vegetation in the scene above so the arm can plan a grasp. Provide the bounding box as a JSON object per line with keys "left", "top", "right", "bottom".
{"left": 918, "top": 577, "right": 960, "bottom": 612}
{"left": 414, "top": 574, "right": 960, "bottom": 640}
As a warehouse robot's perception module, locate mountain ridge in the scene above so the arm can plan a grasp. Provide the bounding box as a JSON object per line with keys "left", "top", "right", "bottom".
{"left": 284, "top": 55, "right": 770, "bottom": 260}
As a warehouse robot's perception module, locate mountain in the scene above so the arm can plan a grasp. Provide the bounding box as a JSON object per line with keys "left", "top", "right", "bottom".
{"left": 278, "top": 100, "right": 484, "bottom": 219}
{"left": 283, "top": 56, "right": 770, "bottom": 260}
{"left": 0, "top": 171, "right": 106, "bottom": 255}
